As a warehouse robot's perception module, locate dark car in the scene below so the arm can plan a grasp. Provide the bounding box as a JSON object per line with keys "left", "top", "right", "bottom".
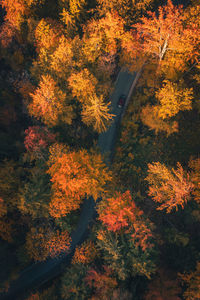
{"left": 117, "top": 94, "right": 126, "bottom": 108}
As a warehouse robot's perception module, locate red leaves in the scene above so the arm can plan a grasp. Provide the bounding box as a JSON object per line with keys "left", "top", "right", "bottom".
{"left": 98, "top": 190, "right": 154, "bottom": 251}
{"left": 98, "top": 190, "right": 136, "bottom": 232}
{"left": 24, "top": 126, "right": 56, "bottom": 153}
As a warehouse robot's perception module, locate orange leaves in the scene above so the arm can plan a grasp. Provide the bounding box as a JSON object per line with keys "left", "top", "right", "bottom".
{"left": 179, "top": 262, "right": 200, "bottom": 300}
{"left": 189, "top": 157, "right": 200, "bottom": 205}
{"left": 126, "top": 0, "right": 200, "bottom": 74}
{"left": 45, "top": 230, "right": 71, "bottom": 258}
{"left": 146, "top": 162, "right": 194, "bottom": 213}
{"left": 72, "top": 241, "right": 98, "bottom": 265}
{"left": 1, "top": 0, "right": 27, "bottom": 28}
{"left": 26, "top": 226, "right": 71, "bottom": 261}
{"left": 47, "top": 143, "right": 112, "bottom": 218}
{"left": 34, "top": 18, "right": 62, "bottom": 51}
{"left": 141, "top": 104, "right": 178, "bottom": 136}
{"left": 98, "top": 190, "right": 136, "bottom": 232}
{"left": 29, "top": 75, "right": 72, "bottom": 127}
{"left": 68, "top": 69, "right": 114, "bottom": 132}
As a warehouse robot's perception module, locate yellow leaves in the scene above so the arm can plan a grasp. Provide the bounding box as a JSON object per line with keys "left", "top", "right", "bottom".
{"left": 141, "top": 104, "right": 178, "bottom": 136}
{"left": 155, "top": 80, "right": 193, "bottom": 119}
{"left": 69, "top": 0, "right": 86, "bottom": 17}
{"left": 68, "top": 68, "right": 98, "bottom": 103}
{"left": 146, "top": 162, "right": 194, "bottom": 213}
{"left": 1, "top": 0, "right": 27, "bottom": 29}
{"left": 81, "top": 94, "right": 114, "bottom": 133}
{"left": 82, "top": 11, "right": 125, "bottom": 63}
{"left": 50, "top": 36, "right": 73, "bottom": 77}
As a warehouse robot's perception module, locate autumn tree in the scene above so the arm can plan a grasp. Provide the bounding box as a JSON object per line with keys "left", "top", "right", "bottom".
{"left": 141, "top": 104, "right": 178, "bottom": 136}
{"left": 179, "top": 262, "right": 200, "bottom": 300}
{"left": 61, "top": 264, "right": 91, "bottom": 299}
{"left": 50, "top": 35, "right": 74, "bottom": 79}
{"left": 26, "top": 225, "right": 71, "bottom": 261}
{"left": 155, "top": 80, "right": 193, "bottom": 119}
{"left": 97, "top": 0, "right": 153, "bottom": 26}
{"left": 72, "top": 241, "right": 98, "bottom": 265}
{"left": 24, "top": 126, "right": 56, "bottom": 157}
{"left": 47, "top": 143, "right": 112, "bottom": 218}
{"left": 85, "top": 266, "right": 118, "bottom": 299}
{"left": 18, "top": 163, "right": 51, "bottom": 219}
{"left": 1, "top": 0, "right": 27, "bottom": 29}
{"left": 146, "top": 162, "right": 194, "bottom": 213}
{"left": 34, "top": 18, "right": 62, "bottom": 51}
{"left": 82, "top": 11, "right": 125, "bottom": 64}
{"left": 189, "top": 157, "right": 200, "bottom": 205}
{"left": 97, "top": 190, "right": 156, "bottom": 279}
{"left": 81, "top": 94, "right": 114, "bottom": 133}
{"left": 122, "top": 0, "right": 200, "bottom": 76}
{"left": 28, "top": 75, "right": 74, "bottom": 127}
{"left": 68, "top": 68, "right": 98, "bottom": 103}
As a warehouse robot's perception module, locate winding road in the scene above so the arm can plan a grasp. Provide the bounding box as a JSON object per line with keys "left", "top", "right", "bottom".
{"left": 1, "top": 69, "right": 136, "bottom": 300}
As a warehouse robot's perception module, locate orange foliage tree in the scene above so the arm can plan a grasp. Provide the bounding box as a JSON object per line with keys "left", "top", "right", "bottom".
{"left": 72, "top": 241, "right": 98, "bottom": 265}
{"left": 28, "top": 75, "right": 73, "bottom": 127}
{"left": 1, "top": 0, "right": 27, "bottom": 29}
{"left": 146, "top": 162, "right": 194, "bottom": 213}
{"left": 122, "top": 0, "right": 200, "bottom": 75}
{"left": 47, "top": 143, "right": 112, "bottom": 218}
{"left": 189, "top": 157, "right": 200, "bottom": 205}
{"left": 34, "top": 18, "right": 62, "bottom": 51}
{"left": 68, "top": 68, "right": 98, "bottom": 103}
{"left": 179, "top": 262, "right": 200, "bottom": 300}
{"left": 26, "top": 226, "right": 71, "bottom": 261}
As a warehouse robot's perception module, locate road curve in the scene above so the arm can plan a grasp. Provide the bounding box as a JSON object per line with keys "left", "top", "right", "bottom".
{"left": 1, "top": 69, "right": 136, "bottom": 300}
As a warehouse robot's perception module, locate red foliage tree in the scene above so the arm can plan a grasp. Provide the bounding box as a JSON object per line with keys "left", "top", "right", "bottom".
{"left": 24, "top": 126, "right": 56, "bottom": 153}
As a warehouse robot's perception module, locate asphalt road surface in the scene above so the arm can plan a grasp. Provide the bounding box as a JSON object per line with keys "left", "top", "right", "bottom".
{"left": 1, "top": 69, "right": 136, "bottom": 300}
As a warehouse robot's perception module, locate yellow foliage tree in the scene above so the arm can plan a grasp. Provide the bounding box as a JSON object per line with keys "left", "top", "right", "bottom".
{"left": 146, "top": 162, "right": 194, "bottom": 213}
{"left": 50, "top": 35, "right": 74, "bottom": 78}
{"left": 68, "top": 68, "right": 98, "bottom": 103}
{"left": 155, "top": 80, "right": 193, "bottom": 119}
{"left": 81, "top": 94, "right": 114, "bottom": 133}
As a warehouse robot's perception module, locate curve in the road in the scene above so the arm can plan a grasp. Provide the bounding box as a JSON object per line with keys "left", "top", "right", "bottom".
{"left": 1, "top": 69, "right": 136, "bottom": 300}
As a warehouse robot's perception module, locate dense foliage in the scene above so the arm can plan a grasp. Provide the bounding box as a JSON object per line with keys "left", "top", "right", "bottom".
{"left": 0, "top": 0, "right": 199, "bottom": 299}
